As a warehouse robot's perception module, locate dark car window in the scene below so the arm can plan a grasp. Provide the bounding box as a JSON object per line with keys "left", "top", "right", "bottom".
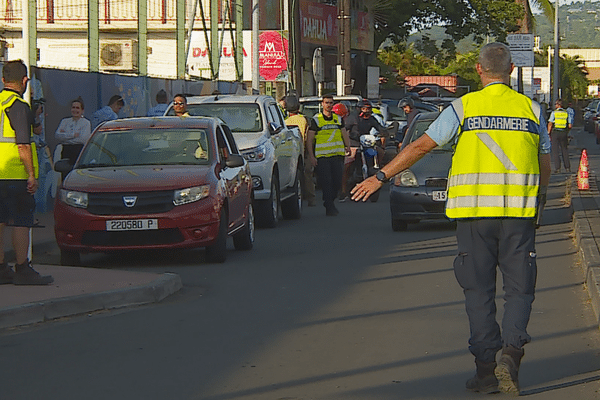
{"left": 78, "top": 128, "right": 211, "bottom": 167}
{"left": 221, "top": 124, "right": 239, "bottom": 154}
{"left": 408, "top": 118, "right": 454, "bottom": 152}
{"left": 170, "top": 104, "right": 263, "bottom": 133}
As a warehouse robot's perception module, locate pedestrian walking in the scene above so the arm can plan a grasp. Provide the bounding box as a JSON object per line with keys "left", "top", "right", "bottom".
{"left": 306, "top": 94, "right": 351, "bottom": 216}
{"left": 351, "top": 42, "right": 552, "bottom": 396}
{"left": 0, "top": 60, "right": 54, "bottom": 285}
{"left": 91, "top": 94, "right": 124, "bottom": 130}
{"left": 284, "top": 95, "right": 316, "bottom": 206}
{"left": 548, "top": 99, "right": 573, "bottom": 173}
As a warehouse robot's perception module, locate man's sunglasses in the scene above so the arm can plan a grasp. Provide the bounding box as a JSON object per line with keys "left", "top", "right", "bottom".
{"left": 173, "top": 102, "right": 185, "bottom": 106}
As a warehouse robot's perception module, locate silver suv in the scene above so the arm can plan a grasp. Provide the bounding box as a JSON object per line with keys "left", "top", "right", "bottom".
{"left": 165, "top": 94, "right": 303, "bottom": 228}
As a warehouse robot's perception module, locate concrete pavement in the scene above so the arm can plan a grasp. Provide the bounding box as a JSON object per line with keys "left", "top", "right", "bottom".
{"left": 0, "top": 212, "right": 182, "bottom": 330}
{"left": 2, "top": 126, "right": 600, "bottom": 332}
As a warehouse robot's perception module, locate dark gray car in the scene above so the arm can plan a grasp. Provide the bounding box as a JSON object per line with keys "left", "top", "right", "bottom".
{"left": 389, "top": 111, "right": 453, "bottom": 231}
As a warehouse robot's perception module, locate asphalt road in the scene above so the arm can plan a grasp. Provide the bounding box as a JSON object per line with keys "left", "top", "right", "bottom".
{"left": 2, "top": 186, "right": 600, "bottom": 399}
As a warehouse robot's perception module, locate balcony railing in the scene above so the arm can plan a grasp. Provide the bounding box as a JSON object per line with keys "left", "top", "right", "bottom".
{"left": 0, "top": 0, "right": 235, "bottom": 25}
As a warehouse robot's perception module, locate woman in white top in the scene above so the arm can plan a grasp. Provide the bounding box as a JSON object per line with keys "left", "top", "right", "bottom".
{"left": 55, "top": 97, "right": 91, "bottom": 164}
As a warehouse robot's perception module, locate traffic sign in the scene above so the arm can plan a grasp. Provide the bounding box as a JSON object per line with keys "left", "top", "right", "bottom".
{"left": 507, "top": 34, "right": 534, "bottom": 51}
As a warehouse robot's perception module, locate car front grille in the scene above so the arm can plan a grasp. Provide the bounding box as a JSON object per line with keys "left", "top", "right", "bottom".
{"left": 81, "top": 229, "right": 184, "bottom": 246}
{"left": 425, "top": 178, "right": 448, "bottom": 188}
{"left": 87, "top": 191, "right": 175, "bottom": 215}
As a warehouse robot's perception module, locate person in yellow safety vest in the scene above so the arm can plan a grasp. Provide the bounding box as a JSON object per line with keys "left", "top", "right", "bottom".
{"left": 306, "top": 94, "right": 351, "bottom": 216}
{"left": 284, "top": 95, "right": 316, "bottom": 207}
{"left": 351, "top": 43, "right": 552, "bottom": 396}
{"left": 548, "top": 99, "right": 574, "bottom": 173}
{"left": 0, "top": 60, "right": 54, "bottom": 285}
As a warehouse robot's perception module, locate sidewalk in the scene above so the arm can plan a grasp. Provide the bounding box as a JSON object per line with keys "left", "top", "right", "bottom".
{"left": 570, "top": 126, "right": 600, "bottom": 326}
{"left": 0, "top": 212, "right": 182, "bottom": 330}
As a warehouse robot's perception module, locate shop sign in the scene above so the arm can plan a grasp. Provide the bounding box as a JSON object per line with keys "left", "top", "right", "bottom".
{"left": 259, "top": 31, "right": 289, "bottom": 81}
{"left": 300, "top": 2, "right": 338, "bottom": 47}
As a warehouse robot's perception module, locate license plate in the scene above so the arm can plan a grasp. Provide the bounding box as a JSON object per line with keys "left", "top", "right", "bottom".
{"left": 432, "top": 191, "right": 447, "bottom": 201}
{"left": 106, "top": 219, "right": 158, "bottom": 231}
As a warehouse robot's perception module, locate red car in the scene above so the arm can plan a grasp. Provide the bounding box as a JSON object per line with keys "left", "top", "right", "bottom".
{"left": 54, "top": 117, "right": 254, "bottom": 265}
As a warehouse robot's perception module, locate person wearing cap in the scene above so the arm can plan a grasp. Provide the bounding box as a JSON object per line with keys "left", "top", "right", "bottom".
{"left": 285, "top": 95, "right": 316, "bottom": 206}
{"left": 91, "top": 94, "right": 124, "bottom": 130}
{"left": 147, "top": 89, "right": 169, "bottom": 117}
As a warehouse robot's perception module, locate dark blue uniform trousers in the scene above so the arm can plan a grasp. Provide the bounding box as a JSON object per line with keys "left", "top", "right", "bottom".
{"left": 454, "top": 218, "right": 537, "bottom": 363}
{"left": 315, "top": 155, "right": 343, "bottom": 207}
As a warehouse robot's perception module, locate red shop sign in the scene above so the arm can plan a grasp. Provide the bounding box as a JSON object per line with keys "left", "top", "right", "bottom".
{"left": 259, "top": 31, "right": 289, "bottom": 81}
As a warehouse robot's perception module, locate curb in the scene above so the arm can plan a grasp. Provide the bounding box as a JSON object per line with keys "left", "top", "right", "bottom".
{"left": 0, "top": 273, "right": 182, "bottom": 329}
{"left": 571, "top": 173, "right": 600, "bottom": 325}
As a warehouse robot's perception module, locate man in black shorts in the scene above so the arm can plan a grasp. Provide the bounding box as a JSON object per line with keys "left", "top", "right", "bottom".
{"left": 0, "top": 60, "right": 53, "bottom": 285}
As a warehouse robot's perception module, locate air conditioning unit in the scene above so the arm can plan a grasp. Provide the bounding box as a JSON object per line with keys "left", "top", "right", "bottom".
{"left": 100, "top": 40, "right": 138, "bottom": 71}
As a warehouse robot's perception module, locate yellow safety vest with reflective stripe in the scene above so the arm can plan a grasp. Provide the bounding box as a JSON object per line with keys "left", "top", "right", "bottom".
{"left": 313, "top": 113, "right": 345, "bottom": 158}
{"left": 446, "top": 84, "right": 541, "bottom": 219}
{"left": 0, "top": 90, "right": 38, "bottom": 180}
{"left": 552, "top": 108, "right": 569, "bottom": 130}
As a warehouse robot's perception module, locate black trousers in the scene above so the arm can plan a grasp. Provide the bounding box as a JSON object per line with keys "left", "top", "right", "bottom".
{"left": 314, "top": 155, "right": 343, "bottom": 207}
{"left": 551, "top": 130, "right": 570, "bottom": 171}
{"left": 454, "top": 218, "right": 537, "bottom": 363}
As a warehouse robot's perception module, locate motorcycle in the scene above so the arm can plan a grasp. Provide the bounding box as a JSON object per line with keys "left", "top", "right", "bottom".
{"left": 347, "top": 133, "right": 385, "bottom": 203}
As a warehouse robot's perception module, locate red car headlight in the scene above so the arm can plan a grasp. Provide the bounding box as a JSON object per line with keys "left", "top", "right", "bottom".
{"left": 173, "top": 185, "right": 210, "bottom": 206}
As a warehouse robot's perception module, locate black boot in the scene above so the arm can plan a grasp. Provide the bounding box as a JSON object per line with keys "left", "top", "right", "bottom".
{"left": 0, "top": 262, "right": 15, "bottom": 284}
{"left": 13, "top": 260, "right": 54, "bottom": 285}
{"left": 466, "top": 359, "right": 499, "bottom": 394}
{"left": 495, "top": 345, "right": 524, "bottom": 396}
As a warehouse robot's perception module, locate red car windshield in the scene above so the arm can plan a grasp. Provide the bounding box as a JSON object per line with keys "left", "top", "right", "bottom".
{"left": 78, "top": 128, "right": 212, "bottom": 167}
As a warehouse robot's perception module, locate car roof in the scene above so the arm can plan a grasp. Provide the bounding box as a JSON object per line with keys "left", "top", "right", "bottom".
{"left": 299, "top": 95, "right": 363, "bottom": 102}
{"left": 97, "top": 116, "right": 219, "bottom": 131}
{"left": 183, "top": 94, "right": 274, "bottom": 105}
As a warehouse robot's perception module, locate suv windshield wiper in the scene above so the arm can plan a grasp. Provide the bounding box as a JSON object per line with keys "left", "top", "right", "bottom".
{"left": 77, "top": 163, "right": 118, "bottom": 168}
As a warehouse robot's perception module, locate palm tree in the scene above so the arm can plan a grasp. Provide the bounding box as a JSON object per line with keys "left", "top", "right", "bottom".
{"left": 515, "top": 0, "right": 554, "bottom": 33}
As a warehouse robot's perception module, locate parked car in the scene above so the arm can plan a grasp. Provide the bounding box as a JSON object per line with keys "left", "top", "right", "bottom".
{"left": 389, "top": 111, "right": 453, "bottom": 231}
{"left": 583, "top": 99, "right": 600, "bottom": 132}
{"left": 54, "top": 117, "right": 254, "bottom": 265}
{"left": 165, "top": 94, "right": 304, "bottom": 228}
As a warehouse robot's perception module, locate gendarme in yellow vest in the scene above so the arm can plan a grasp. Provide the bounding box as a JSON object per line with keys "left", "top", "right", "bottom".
{"left": 312, "top": 113, "right": 345, "bottom": 158}
{"left": 551, "top": 108, "right": 569, "bottom": 130}
{"left": 446, "top": 83, "right": 541, "bottom": 219}
{"left": 0, "top": 89, "right": 39, "bottom": 180}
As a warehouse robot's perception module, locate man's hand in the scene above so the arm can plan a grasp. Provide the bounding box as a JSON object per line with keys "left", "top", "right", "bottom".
{"left": 350, "top": 176, "right": 383, "bottom": 202}
{"left": 309, "top": 155, "right": 318, "bottom": 168}
{"left": 27, "top": 176, "right": 38, "bottom": 194}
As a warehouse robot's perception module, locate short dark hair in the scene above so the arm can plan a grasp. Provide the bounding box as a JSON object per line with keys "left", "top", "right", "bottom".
{"left": 72, "top": 96, "right": 85, "bottom": 110}
{"left": 173, "top": 93, "right": 187, "bottom": 103}
{"left": 156, "top": 89, "right": 168, "bottom": 103}
{"left": 108, "top": 95, "right": 124, "bottom": 106}
{"left": 322, "top": 94, "right": 334, "bottom": 102}
{"left": 2, "top": 60, "right": 27, "bottom": 83}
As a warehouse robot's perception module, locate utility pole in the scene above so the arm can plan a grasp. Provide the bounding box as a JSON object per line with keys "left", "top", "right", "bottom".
{"left": 339, "top": 0, "right": 351, "bottom": 95}
{"left": 553, "top": 0, "right": 560, "bottom": 104}
{"left": 252, "top": 0, "right": 259, "bottom": 93}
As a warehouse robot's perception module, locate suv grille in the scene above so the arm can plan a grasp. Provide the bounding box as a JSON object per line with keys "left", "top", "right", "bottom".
{"left": 87, "top": 191, "right": 175, "bottom": 215}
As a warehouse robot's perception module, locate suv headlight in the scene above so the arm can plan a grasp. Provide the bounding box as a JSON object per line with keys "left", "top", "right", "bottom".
{"left": 60, "top": 189, "right": 88, "bottom": 208}
{"left": 173, "top": 185, "right": 210, "bottom": 206}
{"left": 241, "top": 144, "right": 267, "bottom": 162}
{"left": 393, "top": 170, "right": 418, "bottom": 187}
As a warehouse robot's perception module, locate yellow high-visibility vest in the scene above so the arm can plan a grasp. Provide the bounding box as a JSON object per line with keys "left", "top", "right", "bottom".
{"left": 552, "top": 109, "right": 569, "bottom": 130}
{"left": 312, "top": 113, "right": 345, "bottom": 158}
{"left": 446, "top": 84, "right": 541, "bottom": 219}
{"left": 0, "top": 90, "right": 38, "bottom": 180}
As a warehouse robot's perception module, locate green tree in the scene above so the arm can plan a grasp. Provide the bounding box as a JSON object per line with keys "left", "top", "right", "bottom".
{"left": 442, "top": 48, "right": 482, "bottom": 92}
{"left": 557, "top": 55, "right": 589, "bottom": 101}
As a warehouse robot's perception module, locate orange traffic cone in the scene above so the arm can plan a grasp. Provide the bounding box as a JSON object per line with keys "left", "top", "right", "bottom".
{"left": 578, "top": 149, "right": 590, "bottom": 190}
